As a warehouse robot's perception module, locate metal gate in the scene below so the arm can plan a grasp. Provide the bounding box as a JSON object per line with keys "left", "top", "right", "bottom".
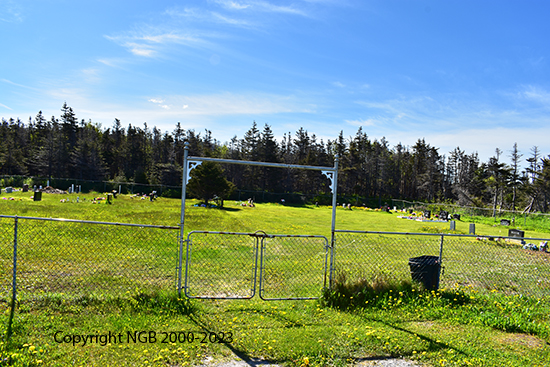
{"left": 183, "top": 231, "right": 329, "bottom": 300}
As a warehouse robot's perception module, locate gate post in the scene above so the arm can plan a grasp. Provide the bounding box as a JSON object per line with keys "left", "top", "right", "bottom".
{"left": 177, "top": 143, "right": 190, "bottom": 296}
{"left": 7, "top": 216, "right": 18, "bottom": 341}
{"left": 329, "top": 155, "right": 339, "bottom": 288}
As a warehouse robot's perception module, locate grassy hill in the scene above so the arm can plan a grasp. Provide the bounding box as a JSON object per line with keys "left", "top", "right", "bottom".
{"left": 1, "top": 191, "right": 549, "bottom": 366}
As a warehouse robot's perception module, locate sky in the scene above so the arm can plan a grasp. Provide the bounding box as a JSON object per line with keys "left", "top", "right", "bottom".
{"left": 2, "top": 0, "right": 550, "bottom": 165}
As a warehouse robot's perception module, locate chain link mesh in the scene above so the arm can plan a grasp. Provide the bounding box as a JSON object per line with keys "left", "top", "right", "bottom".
{"left": 184, "top": 231, "right": 258, "bottom": 299}
{"left": 259, "top": 235, "right": 328, "bottom": 300}
{"left": 335, "top": 231, "right": 550, "bottom": 297}
{"left": 0, "top": 217, "right": 14, "bottom": 301}
{"left": 0, "top": 217, "right": 179, "bottom": 302}
{"left": 333, "top": 232, "right": 442, "bottom": 286}
{"left": 184, "top": 232, "right": 329, "bottom": 299}
{"left": 2, "top": 216, "right": 549, "bottom": 302}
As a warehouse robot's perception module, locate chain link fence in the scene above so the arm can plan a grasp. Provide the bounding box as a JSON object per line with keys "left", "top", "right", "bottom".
{"left": 334, "top": 230, "right": 550, "bottom": 297}
{"left": 183, "top": 231, "right": 329, "bottom": 300}
{"left": 391, "top": 198, "right": 550, "bottom": 232}
{"left": 2, "top": 215, "right": 549, "bottom": 303}
{"left": 0, "top": 215, "right": 179, "bottom": 303}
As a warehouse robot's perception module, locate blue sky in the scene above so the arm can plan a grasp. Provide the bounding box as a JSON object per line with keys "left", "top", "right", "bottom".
{"left": 2, "top": 0, "right": 550, "bottom": 164}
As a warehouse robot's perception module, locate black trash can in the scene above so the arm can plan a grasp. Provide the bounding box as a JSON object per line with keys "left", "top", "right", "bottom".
{"left": 408, "top": 255, "right": 441, "bottom": 290}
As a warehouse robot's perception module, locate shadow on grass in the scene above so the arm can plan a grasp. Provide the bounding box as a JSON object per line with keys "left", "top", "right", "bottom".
{"left": 187, "top": 311, "right": 285, "bottom": 367}
{"left": 15, "top": 291, "right": 195, "bottom": 316}
{"left": 364, "top": 316, "right": 469, "bottom": 357}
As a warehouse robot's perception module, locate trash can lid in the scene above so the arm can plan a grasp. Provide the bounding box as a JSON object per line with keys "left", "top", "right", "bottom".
{"left": 408, "top": 255, "right": 440, "bottom": 265}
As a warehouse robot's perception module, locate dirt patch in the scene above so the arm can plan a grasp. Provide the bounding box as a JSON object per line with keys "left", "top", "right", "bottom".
{"left": 355, "top": 358, "right": 422, "bottom": 366}
{"left": 198, "top": 357, "right": 422, "bottom": 367}
{"left": 39, "top": 186, "right": 68, "bottom": 194}
{"left": 498, "top": 333, "right": 546, "bottom": 349}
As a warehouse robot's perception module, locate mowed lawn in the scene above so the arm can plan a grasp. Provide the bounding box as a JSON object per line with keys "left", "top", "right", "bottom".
{"left": 1, "top": 191, "right": 549, "bottom": 366}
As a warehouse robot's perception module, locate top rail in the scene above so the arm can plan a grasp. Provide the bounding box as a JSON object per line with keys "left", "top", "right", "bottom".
{"left": 188, "top": 156, "right": 336, "bottom": 172}
{"left": 187, "top": 230, "right": 328, "bottom": 239}
{"left": 0, "top": 215, "right": 179, "bottom": 230}
{"left": 335, "top": 229, "right": 550, "bottom": 242}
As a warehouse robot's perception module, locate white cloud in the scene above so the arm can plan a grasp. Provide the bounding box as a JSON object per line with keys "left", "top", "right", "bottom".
{"left": 0, "top": 0, "right": 23, "bottom": 23}
{"left": 519, "top": 85, "right": 550, "bottom": 105}
{"left": 214, "top": 0, "right": 307, "bottom": 15}
{"left": 345, "top": 118, "right": 377, "bottom": 127}
{"left": 0, "top": 102, "right": 13, "bottom": 110}
{"left": 166, "top": 6, "right": 253, "bottom": 27}
{"left": 105, "top": 29, "right": 209, "bottom": 58}
{"left": 220, "top": 1, "right": 250, "bottom": 10}
{"left": 385, "top": 126, "right": 550, "bottom": 164}
{"left": 169, "top": 92, "right": 310, "bottom": 115}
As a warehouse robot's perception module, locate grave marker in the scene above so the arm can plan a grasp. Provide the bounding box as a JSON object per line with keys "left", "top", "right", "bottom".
{"left": 508, "top": 229, "right": 524, "bottom": 238}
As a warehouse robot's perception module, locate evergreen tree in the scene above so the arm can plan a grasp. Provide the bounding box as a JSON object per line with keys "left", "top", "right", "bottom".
{"left": 187, "top": 161, "right": 235, "bottom": 207}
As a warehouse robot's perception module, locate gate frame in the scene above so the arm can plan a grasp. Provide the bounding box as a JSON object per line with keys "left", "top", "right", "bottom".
{"left": 177, "top": 142, "right": 339, "bottom": 296}
{"left": 182, "top": 231, "right": 329, "bottom": 300}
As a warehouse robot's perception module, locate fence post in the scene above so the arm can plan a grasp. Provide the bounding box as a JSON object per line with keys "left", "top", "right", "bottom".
{"left": 328, "top": 155, "right": 339, "bottom": 289}
{"left": 177, "top": 142, "right": 190, "bottom": 297}
{"left": 6, "top": 216, "right": 18, "bottom": 342}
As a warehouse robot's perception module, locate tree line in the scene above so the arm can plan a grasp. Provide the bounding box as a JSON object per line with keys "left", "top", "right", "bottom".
{"left": 1, "top": 103, "right": 549, "bottom": 213}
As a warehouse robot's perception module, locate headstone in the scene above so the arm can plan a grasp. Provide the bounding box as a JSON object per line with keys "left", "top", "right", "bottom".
{"left": 107, "top": 193, "right": 113, "bottom": 204}
{"left": 500, "top": 219, "right": 511, "bottom": 226}
{"left": 423, "top": 210, "right": 431, "bottom": 218}
{"left": 22, "top": 184, "right": 29, "bottom": 192}
{"left": 450, "top": 221, "right": 456, "bottom": 231}
{"left": 439, "top": 211, "right": 449, "bottom": 221}
{"left": 508, "top": 229, "right": 524, "bottom": 238}
{"left": 453, "top": 214, "right": 461, "bottom": 220}
{"left": 5, "top": 187, "right": 13, "bottom": 193}
{"left": 469, "top": 223, "right": 475, "bottom": 235}
{"left": 33, "top": 191, "right": 42, "bottom": 201}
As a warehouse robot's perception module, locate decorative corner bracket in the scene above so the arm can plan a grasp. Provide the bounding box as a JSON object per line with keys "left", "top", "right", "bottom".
{"left": 186, "top": 160, "right": 202, "bottom": 184}
{"left": 321, "top": 170, "right": 335, "bottom": 194}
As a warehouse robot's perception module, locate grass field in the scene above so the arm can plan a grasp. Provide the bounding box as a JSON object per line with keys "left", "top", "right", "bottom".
{"left": 1, "top": 190, "right": 550, "bottom": 366}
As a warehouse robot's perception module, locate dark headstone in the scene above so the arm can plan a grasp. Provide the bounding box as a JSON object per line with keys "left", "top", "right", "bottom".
{"left": 423, "top": 210, "right": 431, "bottom": 218}
{"left": 439, "top": 211, "right": 449, "bottom": 221}
{"left": 453, "top": 214, "right": 461, "bottom": 220}
{"left": 5, "top": 187, "right": 13, "bottom": 194}
{"left": 450, "top": 221, "right": 456, "bottom": 231}
{"left": 500, "top": 219, "right": 511, "bottom": 226}
{"left": 33, "top": 191, "right": 42, "bottom": 201}
{"left": 508, "top": 229, "right": 524, "bottom": 238}
{"left": 22, "top": 184, "right": 29, "bottom": 192}
{"left": 469, "top": 223, "right": 475, "bottom": 235}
